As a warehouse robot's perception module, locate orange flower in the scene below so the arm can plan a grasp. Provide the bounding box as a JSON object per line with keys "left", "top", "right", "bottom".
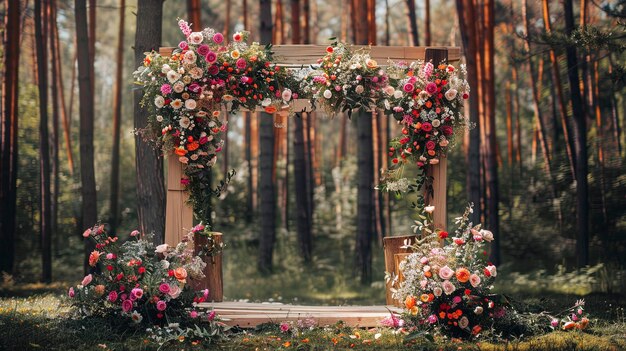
{"left": 427, "top": 150, "right": 436, "bottom": 156}
{"left": 456, "top": 268, "right": 470, "bottom": 283}
{"left": 562, "top": 321, "right": 578, "bottom": 330}
{"left": 187, "top": 141, "right": 200, "bottom": 151}
{"left": 282, "top": 341, "right": 291, "bottom": 347}
{"left": 472, "top": 325, "right": 482, "bottom": 335}
{"left": 174, "top": 267, "right": 188, "bottom": 282}
{"left": 264, "top": 106, "right": 277, "bottom": 114}
{"left": 424, "top": 271, "right": 432, "bottom": 278}
{"left": 94, "top": 284, "right": 105, "bottom": 296}
{"left": 175, "top": 147, "right": 188, "bottom": 156}
{"left": 420, "top": 294, "right": 430, "bottom": 303}
{"left": 405, "top": 295, "right": 417, "bottom": 309}
{"left": 425, "top": 101, "right": 433, "bottom": 109}
{"left": 578, "top": 317, "right": 589, "bottom": 329}
{"left": 89, "top": 250, "right": 101, "bottom": 267}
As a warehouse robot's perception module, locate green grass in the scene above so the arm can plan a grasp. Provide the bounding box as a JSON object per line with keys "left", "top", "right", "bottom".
{"left": 1, "top": 292, "right": 625, "bottom": 350}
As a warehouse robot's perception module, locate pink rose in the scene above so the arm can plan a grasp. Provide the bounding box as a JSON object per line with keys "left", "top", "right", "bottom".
{"left": 131, "top": 288, "right": 144, "bottom": 299}
{"left": 425, "top": 82, "right": 438, "bottom": 95}
{"left": 81, "top": 274, "right": 93, "bottom": 286}
{"left": 122, "top": 299, "right": 133, "bottom": 313}
{"left": 196, "top": 44, "right": 210, "bottom": 56}
{"left": 426, "top": 141, "right": 436, "bottom": 150}
{"left": 108, "top": 291, "right": 118, "bottom": 302}
{"left": 236, "top": 58, "right": 247, "bottom": 69}
{"left": 442, "top": 280, "right": 456, "bottom": 295}
{"left": 205, "top": 51, "right": 217, "bottom": 63}
{"left": 156, "top": 300, "right": 167, "bottom": 311}
{"left": 82, "top": 228, "right": 91, "bottom": 238}
{"left": 485, "top": 265, "right": 497, "bottom": 277}
{"left": 168, "top": 284, "right": 182, "bottom": 299}
{"left": 190, "top": 310, "right": 198, "bottom": 318}
{"left": 178, "top": 41, "right": 189, "bottom": 50}
{"left": 438, "top": 266, "right": 454, "bottom": 280}
{"left": 403, "top": 83, "right": 414, "bottom": 93}
{"left": 441, "top": 125, "right": 453, "bottom": 136}
{"left": 470, "top": 274, "right": 481, "bottom": 287}
{"left": 212, "top": 32, "right": 224, "bottom": 44}
{"left": 68, "top": 287, "right": 75, "bottom": 298}
{"left": 130, "top": 230, "right": 140, "bottom": 237}
{"left": 159, "top": 283, "right": 171, "bottom": 294}
{"left": 421, "top": 122, "right": 433, "bottom": 132}
{"left": 280, "top": 322, "right": 290, "bottom": 333}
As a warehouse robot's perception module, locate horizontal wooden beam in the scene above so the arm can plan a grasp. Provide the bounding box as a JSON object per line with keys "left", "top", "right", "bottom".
{"left": 159, "top": 45, "right": 461, "bottom": 65}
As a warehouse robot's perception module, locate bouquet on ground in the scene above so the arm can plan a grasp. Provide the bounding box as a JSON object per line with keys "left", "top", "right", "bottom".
{"left": 392, "top": 204, "right": 502, "bottom": 338}
{"left": 68, "top": 225, "right": 216, "bottom": 326}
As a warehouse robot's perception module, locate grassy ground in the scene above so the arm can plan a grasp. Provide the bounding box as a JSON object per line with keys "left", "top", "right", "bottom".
{"left": 1, "top": 290, "right": 625, "bottom": 351}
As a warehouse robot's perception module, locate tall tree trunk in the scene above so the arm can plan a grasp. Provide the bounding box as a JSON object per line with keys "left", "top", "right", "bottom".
{"left": 134, "top": 0, "right": 165, "bottom": 243}
{"left": 36, "top": 0, "right": 52, "bottom": 283}
{"left": 245, "top": 112, "right": 254, "bottom": 222}
{"left": 1, "top": 0, "right": 21, "bottom": 276}
{"left": 355, "top": 3, "right": 373, "bottom": 284}
{"left": 367, "top": 0, "right": 376, "bottom": 45}
{"left": 302, "top": 0, "right": 310, "bottom": 43}
{"left": 52, "top": 0, "right": 73, "bottom": 174}
{"left": 258, "top": 0, "right": 276, "bottom": 274}
{"left": 243, "top": 0, "right": 249, "bottom": 28}
{"left": 425, "top": 0, "right": 431, "bottom": 45}
{"left": 274, "top": 0, "right": 284, "bottom": 44}
{"left": 341, "top": 0, "right": 348, "bottom": 42}
{"left": 384, "top": 0, "right": 391, "bottom": 45}
{"left": 542, "top": 0, "right": 577, "bottom": 179}
{"left": 406, "top": 0, "right": 419, "bottom": 46}
{"left": 187, "top": 0, "right": 202, "bottom": 30}
{"left": 563, "top": 0, "right": 589, "bottom": 268}
{"left": 350, "top": 0, "right": 357, "bottom": 43}
{"left": 76, "top": 0, "right": 98, "bottom": 273}
{"left": 608, "top": 58, "right": 622, "bottom": 155}
{"left": 294, "top": 114, "right": 312, "bottom": 262}
{"left": 456, "top": 0, "right": 481, "bottom": 225}
{"left": 110, "top": 0, "right": 125, "bottom": 236}
{"left": 224, "top": 0, "right": 231, "bottom": 37}
{"left": 88, "top": 0, "right": 95, "bottom": 96}
{"left": 49, "top": 0, "right": 61, "bottom": 255}
{"left": 506, "top": 82, "right": 513, "bottom": 165}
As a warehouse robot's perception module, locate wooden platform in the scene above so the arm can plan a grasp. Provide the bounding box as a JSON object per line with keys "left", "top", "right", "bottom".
{"left": 197, "top": 302, "right": 403, "bottom": 328}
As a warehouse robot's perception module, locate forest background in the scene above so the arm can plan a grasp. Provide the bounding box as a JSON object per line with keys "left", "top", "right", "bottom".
{"left": 1, "top": 0, "right": 625, "bottom": 303}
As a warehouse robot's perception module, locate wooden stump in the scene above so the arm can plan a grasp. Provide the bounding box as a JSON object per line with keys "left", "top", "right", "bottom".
{"left": 165, "top": 156, "right": 194, "bottom": 247}
{"left": 190, "top": 232, "right": 223, "bottom": 302}
{"left": 383, "top": 235, "right": 417, "bottom": 306}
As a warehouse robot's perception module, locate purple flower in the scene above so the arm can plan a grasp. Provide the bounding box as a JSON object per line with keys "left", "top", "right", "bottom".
{"left": 425, "top": 82, "right": 438, "bottom": 95}
{"left": 213, "top": 33, "right": 224, "bottom": 44}
{"left": 196, "top": 44, "right": 210, "bottom": 57}
{"left": 156, "top": 300, "right": 167, "bottom": 311}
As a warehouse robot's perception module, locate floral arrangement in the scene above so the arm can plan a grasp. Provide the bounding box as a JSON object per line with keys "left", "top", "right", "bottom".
{"left": 68, "top": 225, "right": 217, "bottom": 327}
{"left": 305, "top": 40, "right": 388, "bottom": 116}
{"left": 382, "top": 61, "right": 470, "bottom": 169}
{"left": 134, "top": 19, "right": 296, "bottom": 223}
{"left": 391, "top": 204, "right": 501, "bottom": 338}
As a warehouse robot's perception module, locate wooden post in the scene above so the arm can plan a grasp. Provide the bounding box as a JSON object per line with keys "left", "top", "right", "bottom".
{"left": 191, "top": 232, "right": 223, "bottom": 302}
{"left": 164, "top": 156, "right": 194, "bottom": 246}
{"left": 424, "top": 48, "right": 449, "bottom": 231}
{"left": 383, "top": 235, "right": 417, "bottom": 306}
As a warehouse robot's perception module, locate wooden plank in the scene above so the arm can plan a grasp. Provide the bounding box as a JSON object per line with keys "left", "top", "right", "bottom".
{"left": 159, "top": 45, "right": 460, "bottom": 64}
{"left": 382, "top": 235, "right": 417, "bottom": 306}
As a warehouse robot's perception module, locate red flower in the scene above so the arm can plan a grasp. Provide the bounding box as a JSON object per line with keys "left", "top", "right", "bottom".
{"left": 421, "top": 122, "right": 433, "bottom": 132}
{"left": 138, "top": 266, "right": 146, "bottom": 274}
{"left": 106, "top": 265, "right": 114, "bottom": 271}
{"left": 426, "top": 141, "right": 436, "bottom": 150}
{"left": 326, "top": 46, "right": 334, "bottom": 53}
{"left": 441, "top": 125, "right": 454, "bottom": 136}
{"left": 438, "top": 231, "right": 448, "bottom": 239}
{"left": 168, "top": 269, "right": 175, "bottom": 277}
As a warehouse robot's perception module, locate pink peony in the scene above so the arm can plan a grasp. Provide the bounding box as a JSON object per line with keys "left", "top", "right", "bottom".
{"left": 213, "top": 32, "right": 224, "bottom": 44}
{"left": 122, "top": 299, "right": 133, "bottom": 313}
{"left": 425, "top": 82, "right": 438, "bottom": 95}
{"left": 68, "top": 287, "right": 75, "bottom": 298}
{"left": 281, "top": 89, "right": 292, "bottom": 102}
{"left": 160, "top": 84, "right": 172, "bottom": 95}
{"left": 108, "top": 291, "right": 118, "bottom": 302}
{"left": 81, "top": 274, "right": 93, "bottom": 286}
{"left": 156, "top": 300, "right": 167, "bottom": 311}
{"left": 196, "top": 44, "right": 210, "bottom": 57}
{"left": 438, "top": 266, "right": 454, "bottom": 280}
{"left": 159, "top": 283, "right": 170, "bottom": 294}
{"left": 203, "top": 289, "right": 209, "bottom": 299}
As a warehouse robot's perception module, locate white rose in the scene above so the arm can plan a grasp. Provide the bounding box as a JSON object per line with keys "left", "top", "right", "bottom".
{"left": 183, "top": 51, "right": 197, "bottom": 64}
{"left": 161, "top": 64, "right": 171, "bottom": 74}
{"left": 432, "top": 119, "right": 441, "bottom": 128}
{"left": 173, "top": 82, "right": 185, "bottom": 93}
{"left": 474, "top": 306, "right": 484, "bottom": 315}
{"left": 168, "top": 284, "right": 181, "bottom": 298}
{"left": 156, "top": 115, "right": 164, "bottom": 122}
{"left": 179, "top": 116, "right": 191, "bottom": 128}
{"left": 188, "top": 32, "right": 204, "bottom": 45}
{"left": 323, "top": 90, "right": 332, "bottom": 99}
{"left": 433, "top": 287, "right": 443, "bottom": 297}
{"left": 424, "top": 205, "right": 435, "bottom": 214}
{"left": 442, "top": 280, "right": 455, "bottom": 295}
{"left": 171, "top": 99, "right": 183, "bottom": 109}
{"left": 355, "top": 85, "right": 364, "bottom": 94}
{"left": 189, "top": 67, "right": 203, "bottom": 79}
{"left": 155, "top": 244, "right": 168, "bottom": 254}
{"left": 481, "top": 229, "right": 494, "bottom": 242}
{"left": 393, "top": 90, "right": 403, "bottom": 99}
{"left": 167, "top": 70, "right": 180, "bottom": 83}
{"left": 185, "top": 99, "right": 197, "bottom": 110}
{"left": 261, "top": 98, "right": 272, "bottom": 107}
{"left": 154, "top": 96, "right": 165, "bottom": 108}
{"left": 281, "top": 88, "right": 292, "bottom": 102}
{"left": 445, "top": 88, "right": 458, "bottom": 101}
{"left": 160, "top": 260, "right": 170, "bottom": 269}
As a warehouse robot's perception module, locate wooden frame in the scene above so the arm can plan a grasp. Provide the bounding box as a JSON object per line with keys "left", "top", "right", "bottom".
{"left": 159, "top": 45, "right": 458, "bottom": 269}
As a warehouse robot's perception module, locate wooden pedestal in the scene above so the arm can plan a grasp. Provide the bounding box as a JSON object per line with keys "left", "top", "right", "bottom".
{"left": 383, "top": 235, "right": 417, "bottom": 306}
{"left": 190, "top": 232, "right": 223, "bottom": 302}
